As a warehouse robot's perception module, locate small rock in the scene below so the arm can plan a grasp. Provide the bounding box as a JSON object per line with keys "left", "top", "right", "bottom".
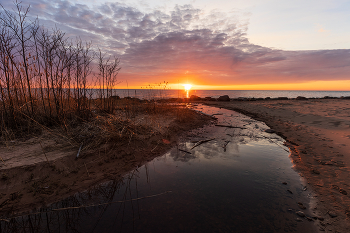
{"left": 189, "top": 95, "right": 201, "bottom": 101}
{"left": 296, "top": 211, "right": 305, "bottom": 217}
{"left": 332, "top": 185, "right": 339, "bottom": 190}
{"left": 312, "top": 169, "right": 320, "bottom": 175}
{"left": 264, "top": 129, "right": 275, "bottom": 133}
{"left": 296, "top": 218, "right": 303, "bottom": 222}
{"left": 282, "top": 182, "right": 287, "bottom": 185}
{"left": 339, "top": 188, "right": 347, "bottom": 195}
{"left": 217, "top": 95, "right": 230, "bottom": 101}
{"left": 287, "top": 189, "right": 293, "bottom": 194}
{"left": 328, "top": 212, "right": 337, "bottom": 218}
{"left": 324, "top": 161, "right": 333, "bottom": 165}
{"left": 296, "top": 96, "right": 308, "bottom": 100}
{"left": 298, "top": 202, "right": 306, "bottom": 210}
{"left": 306, "top": 217, "right": 314, "bottom": 221}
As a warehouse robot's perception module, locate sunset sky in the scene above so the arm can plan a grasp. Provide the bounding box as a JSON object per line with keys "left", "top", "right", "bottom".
{"left": 2, "top": 0, "right": 350, "bottom": 90}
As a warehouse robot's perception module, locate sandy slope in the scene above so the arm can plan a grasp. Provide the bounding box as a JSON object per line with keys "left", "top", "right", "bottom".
{"left": 206, "top": 99, "right": 350, "bottom": 232}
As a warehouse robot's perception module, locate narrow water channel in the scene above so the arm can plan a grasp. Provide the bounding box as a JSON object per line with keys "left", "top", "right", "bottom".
{"left": 2, "top": 105, "right": 318, "bottom": 232}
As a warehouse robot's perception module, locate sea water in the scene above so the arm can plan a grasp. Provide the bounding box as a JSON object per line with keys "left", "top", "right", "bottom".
{"left": 100, "top": 89, "right": 350, "bottom": 99}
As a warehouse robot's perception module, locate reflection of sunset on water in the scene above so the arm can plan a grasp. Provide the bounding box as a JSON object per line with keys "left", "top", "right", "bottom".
{"left": 183, "top": 84, "right": 192, "bottom": 98}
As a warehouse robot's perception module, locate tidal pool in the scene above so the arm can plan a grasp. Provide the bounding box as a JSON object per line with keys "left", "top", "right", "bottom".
{"left": 2, "top": 105, "right": 318, "bottom": 232}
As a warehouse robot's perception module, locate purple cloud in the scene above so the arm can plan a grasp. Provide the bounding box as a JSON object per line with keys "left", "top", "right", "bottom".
{"left": 2, "top": 0, "right": 349, "bottom": 87}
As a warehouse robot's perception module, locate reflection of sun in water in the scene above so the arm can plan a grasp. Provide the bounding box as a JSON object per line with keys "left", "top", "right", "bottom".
{"left": 183, "top": 84, "right": 192, "bottom": 91}
{"left": 183, "top": 84, "right": 192, "bottom": 98}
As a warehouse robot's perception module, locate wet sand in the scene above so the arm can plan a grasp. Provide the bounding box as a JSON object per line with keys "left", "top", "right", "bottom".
{"left": 0, "top": 107, "right": 213, "bottom": 215}
{"left": 205, "top": 99, "right": 350, "bottom": 232}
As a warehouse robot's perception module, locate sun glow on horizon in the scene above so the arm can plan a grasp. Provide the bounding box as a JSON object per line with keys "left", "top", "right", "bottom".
{"left": 183, "top": 84, "right": 192, "bottom": 91}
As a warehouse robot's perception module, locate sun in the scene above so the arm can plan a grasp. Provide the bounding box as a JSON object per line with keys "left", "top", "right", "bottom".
{"left": 183, "top": 84, "right": 192, "bottom": 91}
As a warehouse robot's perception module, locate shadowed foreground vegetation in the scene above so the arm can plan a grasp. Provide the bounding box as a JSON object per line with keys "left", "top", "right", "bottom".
{"left": 0, "top": 2, "right": 196, "bottom": 148}
{"left": 0, "top": 2, "right": 214, "bottom": 215}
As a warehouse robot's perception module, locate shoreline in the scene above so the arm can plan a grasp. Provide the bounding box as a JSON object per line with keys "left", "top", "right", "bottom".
{"left": 1, "top": 99, "right": 349, "bottom": 231}
{"left": 0, "top": 105, "right": 214, "bottom": 216}
{"left": 204, "top": 99, "right": 350, "bottom": 232}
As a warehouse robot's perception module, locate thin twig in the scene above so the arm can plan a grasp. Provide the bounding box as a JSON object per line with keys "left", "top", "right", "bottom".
{"left": 151, "top": 143, "right": 159, "bottom": 152}
{"left": 84, "top": 162, "right": 90, "bottom": 177}
{"left": 191, "top": 138, "right": 215, "bottom": 150}
{"left": 179, "top": 149, "right": 191, "bottom": 154}
{"left": 223, "top": 141, "right": 230, "bottom": 152}
{"left": 1, "top": 191, "right": 173, "bottom": 221}
{"left": 39, "top": 141, "right": 49, "bottom": 163}
{"left": 215, "top": 124, "right": 246, "bottom": 129}
{"left": 76, "top": 142, "right": 83, "bottom": 158}
{"left": 51, "top": 191, "right": 172, "bottom": 211}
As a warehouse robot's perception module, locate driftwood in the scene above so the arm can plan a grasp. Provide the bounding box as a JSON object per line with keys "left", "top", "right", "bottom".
{"left": 179, "top": 149, "right": 192, "bottom": 154}
{"left": 215, "top": 124, "right": 246, "bottom": 129}
{"left": 191, "top": 138, "right": 215, "bottom": 150}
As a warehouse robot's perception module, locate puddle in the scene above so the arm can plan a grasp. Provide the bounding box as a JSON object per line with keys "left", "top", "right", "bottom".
{"left": 1, "top": 105, "right": 318, "bottom": 232}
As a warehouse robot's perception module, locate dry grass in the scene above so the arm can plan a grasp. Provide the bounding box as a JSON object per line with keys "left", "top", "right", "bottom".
{"left": 0, "top": 2, "right": 205, "bottom": 155}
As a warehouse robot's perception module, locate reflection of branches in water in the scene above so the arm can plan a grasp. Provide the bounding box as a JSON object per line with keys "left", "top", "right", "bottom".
{"left": 169, "top": 145, "right": 198, "bottom": 162}
{"left": 0, "top": 178, "right": 121, "bottom": 232}
{"left": 0, "top": 169, "right": 155, "bottom": 233}
{"left": 171, "top": 151, "right": 198, "bottom": 162}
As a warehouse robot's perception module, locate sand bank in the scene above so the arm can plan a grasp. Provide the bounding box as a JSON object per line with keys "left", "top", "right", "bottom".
{"left": 0, "top": 106, "right": 213, "bottom": 215}
{"left": 205, "top": 99, "right": 350, "bottom": 232}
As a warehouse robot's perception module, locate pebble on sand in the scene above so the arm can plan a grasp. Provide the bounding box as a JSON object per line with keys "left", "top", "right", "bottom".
{"left": 312, "top": 169, "right": 320, "bottom": 174}
{"left": 328, "top": 212, "right": 337, "bottom": 218}
{"left": 296, "top": 211, "right": 305, "bottom": 217}
{"left": 339, "top": 188, "right": 347, "bottom": 195}
{"left": 298, "top": 202, "right": 306, "bottom": 210}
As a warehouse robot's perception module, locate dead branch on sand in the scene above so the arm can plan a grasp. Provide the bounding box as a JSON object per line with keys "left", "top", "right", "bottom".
{"left": 191, "top": 138, "right": 215, "bottom": 150}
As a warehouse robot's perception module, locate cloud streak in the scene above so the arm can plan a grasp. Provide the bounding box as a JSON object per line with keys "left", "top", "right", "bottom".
{"left": 5, "top": 0, "right": 350, "bottom": 88}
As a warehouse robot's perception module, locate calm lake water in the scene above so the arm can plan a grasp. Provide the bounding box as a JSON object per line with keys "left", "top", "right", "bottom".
{"left": 2, "top": 105, "right": 318, "bottom": 232}
{"left": 103, "top": 89, "right": 350, "bottom": 99}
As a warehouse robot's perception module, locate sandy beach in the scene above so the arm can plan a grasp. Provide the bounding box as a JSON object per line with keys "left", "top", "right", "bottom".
{"left": 205, "top": 99, "right": 350, "bottom": 232}
{"left": 1, "top": 98, "right": 349, "bottom": 232}
{"left": 0, "top": 106, "right": 213, "bottom": 215}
